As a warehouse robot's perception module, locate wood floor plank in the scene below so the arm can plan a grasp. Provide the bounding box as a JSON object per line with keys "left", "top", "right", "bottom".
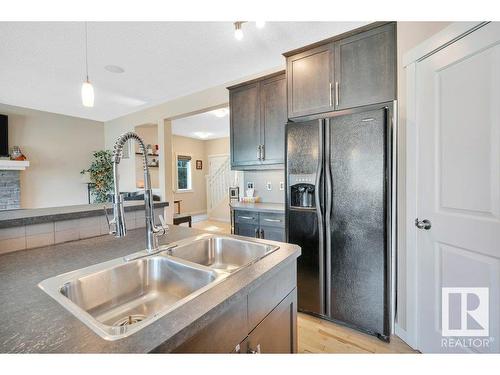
{"left": 298, "top": 313, "right": 416, "bottom": 354}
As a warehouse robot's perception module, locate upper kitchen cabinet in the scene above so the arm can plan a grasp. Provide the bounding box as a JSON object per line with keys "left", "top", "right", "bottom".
{"left": 228, "top": 71, "right": 286, "bottom": 170}
{"left": 286, "top": 44, "right": 334, "bottom": 118}
{"left": 284, "top": 22, "right": 396, "bottom": 118}
{"left": 229, "top": 82, "right": 261, "bottom": 168}
{"left": 260, "top": 73, "right": 287, "bottom": 166}
{"left": 334, "top": 23, "right": 396, "bottom": 110}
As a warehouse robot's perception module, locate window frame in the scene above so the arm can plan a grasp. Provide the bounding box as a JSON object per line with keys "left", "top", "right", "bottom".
{"left": 175, "top": 154, "right": 193, "bottom": 193}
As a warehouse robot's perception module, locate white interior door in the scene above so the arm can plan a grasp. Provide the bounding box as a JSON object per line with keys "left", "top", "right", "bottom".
{"left": 415, "top": 23, "right": 500, "bottom": 353}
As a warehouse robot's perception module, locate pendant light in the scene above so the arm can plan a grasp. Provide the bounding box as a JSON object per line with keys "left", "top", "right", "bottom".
{"left": 81, "top": 22, "right": 94, "bottom": 107}
{"left": 234, "top": 22, "right": 244, "bottom": 41}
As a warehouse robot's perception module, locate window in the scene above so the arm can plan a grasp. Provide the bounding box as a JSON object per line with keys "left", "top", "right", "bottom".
{"left": 176, "top": 155, "right": 192, "bottom": 191}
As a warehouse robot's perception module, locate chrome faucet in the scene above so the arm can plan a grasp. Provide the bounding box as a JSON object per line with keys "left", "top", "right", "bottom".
{"left": 105, "top": 132, "right": 167, "bottom": 254}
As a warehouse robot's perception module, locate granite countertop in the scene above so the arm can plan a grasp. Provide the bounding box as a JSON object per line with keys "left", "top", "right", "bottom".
{"left": 0, "top": 225, "right": 300, "bottom": 353}
{"left": 0, "top": 201, "right": 169, "bottom": 229}
{"left": 230, "top": 202, "right": 285, "bottom": 213}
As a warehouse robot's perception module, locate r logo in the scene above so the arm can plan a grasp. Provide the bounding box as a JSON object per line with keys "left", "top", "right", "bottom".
{"left": 442, "top": 287, "right": 489, "bottom": 337}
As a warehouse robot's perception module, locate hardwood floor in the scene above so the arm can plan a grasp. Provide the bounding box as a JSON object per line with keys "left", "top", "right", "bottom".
{"left": 298, "top": 313, "right": 416, "bottom": 354}
{"left": 192, "top": 219, "right": 231, "bottom": 234}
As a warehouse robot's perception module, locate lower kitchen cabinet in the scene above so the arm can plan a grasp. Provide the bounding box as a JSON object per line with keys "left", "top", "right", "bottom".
{"left": 242, "top": 288, "right": 297, "bottom": 354}
{"left": 233, "top": 209, "right": 285, "bottom": 241}
{"left": 235, "top": 222, "right": 260, "bottom": 238}
{"left": 259, "top": 225, "right": 285, "bottom": 242}
{"left": 163, "top": 261, "right": 297, "bottom": 353}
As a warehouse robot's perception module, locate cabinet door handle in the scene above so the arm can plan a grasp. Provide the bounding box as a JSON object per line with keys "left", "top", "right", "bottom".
{"left": 248, "top": 344, "right": 261, "bottom": 354}
{"left": 260, "top": 228, "right": 264, "bottom": 238}
{"left": 335, "top": 81, "right": 339, "bottom": 107}
{"left": 239, "top": 216, "right": 253, "bottom": 220}
{"left": 260, "top": 144, "right": 265, "bottom": 160}
{"left": 329, "top": 82, "right": 333, "bottom": 107}
{"left": 257, "top": 145, "right": 261, "bottom": 160}
{"left": 264, "top": 218, "right": 281, "bottom": 223}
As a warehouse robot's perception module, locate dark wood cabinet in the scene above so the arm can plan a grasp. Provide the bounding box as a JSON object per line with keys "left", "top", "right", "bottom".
{"left": 284, "top": 22, "right": 396, "bottom": 119}
{"left": 334, "top": 23, "right": 396, "bottom": 110}
{"left": 286, "top": 43, "right": 334, "bottom": 118}
{"left": 229, "top": 71, "right": 286, "bottom": 170}
{"left": 260, "top": 74, "right": 287, "bottom": 165}
{"left": 229, "top": 82, "right": 261, "bottom": 167}
{"left": 233, "top": 210, "right": 285, "bottom": 242}
{"left": 244, "top": 289, "right": 297, "bottom": 354}
{"left": 167, "top": 261, "right": 297, "bottom": 353}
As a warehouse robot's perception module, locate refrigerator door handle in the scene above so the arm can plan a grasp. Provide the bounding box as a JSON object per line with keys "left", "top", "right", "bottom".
{"left": 315, "top": 119, "right": 325, "bottom": 315}
{"left": 324, "top": 118, "right": 333, "bottom": 315}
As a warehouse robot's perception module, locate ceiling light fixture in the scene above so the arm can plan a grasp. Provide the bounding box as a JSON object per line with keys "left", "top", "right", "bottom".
{"left": 212, "top": 108, "right": 229, "bottom": 118}
{"left": 193, "top": 132, "right": 212, "bottom": 139}
{"left": 81, "top": 22, "right": 94, "bottom": 108}
{"left": 104, "top": 65, "right": 125, "bottom": 74}
{"left": 256, "top": 21, "right": 266, "bottom": 29}
{"left": 234, "top": 22, "right": 244, "bottom": 41}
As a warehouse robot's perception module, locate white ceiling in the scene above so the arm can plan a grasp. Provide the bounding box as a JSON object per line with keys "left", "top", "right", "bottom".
{"left": 0, "top": 22, "right": 368, "bottom": 122}
{"left": 172, "top": 108, "right": 229, "bottom": 140}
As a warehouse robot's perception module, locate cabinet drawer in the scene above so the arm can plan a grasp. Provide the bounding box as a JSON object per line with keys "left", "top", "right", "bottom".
{"left": 259, "top": 212, "right": 285, "bottom": 228}
{"left": 169, "top": 295, "right": 248, "bottom": 353}
{"left": 234, "top": 210, "right": 259, "bottom": 224}
{"left": 248, "top": 260, "right": 296, "bottom": 329}
{"left": 245, "top": 288, "right": 297, "bottom": 354}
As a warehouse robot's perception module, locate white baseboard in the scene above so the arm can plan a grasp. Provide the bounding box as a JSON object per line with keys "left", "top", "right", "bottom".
{"left": 208, "top": 216, "right": 230, "bottom": 223}
{"left": 191, "top": 213, "right": 208, "bottom": 223}
{"left": 395, "top": 323, "right": 416, "bottom": 350}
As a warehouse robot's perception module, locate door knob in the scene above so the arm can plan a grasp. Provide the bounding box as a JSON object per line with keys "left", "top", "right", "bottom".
{"left": 415, "top": 218, "right": 432, "bottom": 230}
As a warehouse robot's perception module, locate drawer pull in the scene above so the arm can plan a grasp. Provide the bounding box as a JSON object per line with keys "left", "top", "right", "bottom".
{"left": 264, "top": 218, "right": 281, "bottom": 222}
{"left": 239, "top": 216, "right": 253, "bottom": 220}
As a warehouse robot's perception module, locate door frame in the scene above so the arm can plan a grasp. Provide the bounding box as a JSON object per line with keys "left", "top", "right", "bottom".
{"left": 401, "top": 22, "right": 489, "bottom": 349}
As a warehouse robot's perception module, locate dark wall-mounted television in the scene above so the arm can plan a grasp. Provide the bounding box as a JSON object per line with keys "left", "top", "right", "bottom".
{"left": 0, "top": 115, "right": 8, "bottom": 157}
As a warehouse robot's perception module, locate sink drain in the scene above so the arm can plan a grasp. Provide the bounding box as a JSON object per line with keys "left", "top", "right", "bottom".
{"left": 113, "top": 314, "right": 147, "bottom": 327}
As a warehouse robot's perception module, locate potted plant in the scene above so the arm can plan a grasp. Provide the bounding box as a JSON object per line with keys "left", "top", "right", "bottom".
{"left": 81, "top": 150, "right": 114, "bottom": 203}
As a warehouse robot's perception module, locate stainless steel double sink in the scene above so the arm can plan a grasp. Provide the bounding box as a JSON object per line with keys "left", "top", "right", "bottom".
{"left": 39, "top": 234, "right": 279, "bottom": 340}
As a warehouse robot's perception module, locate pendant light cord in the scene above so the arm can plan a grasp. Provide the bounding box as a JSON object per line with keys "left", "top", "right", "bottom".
{"left": 84, "top": 22, "right": 89, "bottom": 82}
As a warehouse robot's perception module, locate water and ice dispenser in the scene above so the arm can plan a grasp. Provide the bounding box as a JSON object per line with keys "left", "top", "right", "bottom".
{"left": 289, "top": 174, "right": 316, "bottom": 208}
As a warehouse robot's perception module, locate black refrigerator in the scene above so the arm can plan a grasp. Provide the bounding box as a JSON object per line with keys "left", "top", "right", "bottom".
{"left": 285, "top": 103, "right": 393, "bottom": 340}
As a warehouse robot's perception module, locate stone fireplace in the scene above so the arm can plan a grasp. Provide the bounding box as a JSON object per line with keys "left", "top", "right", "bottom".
{"left": 0, "top": 160, "right": 29, "bottom": 210}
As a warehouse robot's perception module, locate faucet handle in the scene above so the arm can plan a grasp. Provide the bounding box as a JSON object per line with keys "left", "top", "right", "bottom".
{"left": 103, "top": 206, "right": 116, "bottom": 235}
{"left": 158, "top": 215, "right": 169, "bottom": 233}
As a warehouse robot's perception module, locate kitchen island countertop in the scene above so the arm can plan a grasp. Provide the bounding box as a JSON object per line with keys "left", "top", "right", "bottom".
{"left": 0, "top": 225, "right": 299, "bottom": 353}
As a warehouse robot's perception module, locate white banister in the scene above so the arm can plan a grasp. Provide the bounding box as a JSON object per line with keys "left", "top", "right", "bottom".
{"left": 206, "top": 157, "right": 231, "bottom": 216}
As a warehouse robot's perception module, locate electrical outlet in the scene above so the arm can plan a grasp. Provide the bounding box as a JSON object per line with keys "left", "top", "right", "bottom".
{"left": 247, "top": 182, "right": 254, "bottom": 189}
{"left": 279, "top": 181, "right": 285, "bottom": 191}
{"left": 266, "top": 182, "right": 272, "bottom": 191}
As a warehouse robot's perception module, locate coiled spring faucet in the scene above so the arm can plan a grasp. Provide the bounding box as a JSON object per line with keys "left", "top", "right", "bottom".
{"left": 105, "top": 132, "right": 167, "bottom": 253}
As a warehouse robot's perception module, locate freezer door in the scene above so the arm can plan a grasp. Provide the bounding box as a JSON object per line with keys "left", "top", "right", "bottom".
{"left": 325, "top": 108, "right": 389, "bottom": 337}
{"left": 286, "top": 119, "right": 325, "bottom": 315}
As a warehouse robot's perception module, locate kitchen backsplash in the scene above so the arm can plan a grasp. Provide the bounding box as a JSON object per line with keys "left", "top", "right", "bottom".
{"left": 243, "top": 170, "right": 285, "bottom": 203}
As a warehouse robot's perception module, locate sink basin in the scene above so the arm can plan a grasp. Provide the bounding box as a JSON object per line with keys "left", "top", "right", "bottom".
{"left": 39, "top": 255, "right": 222, "bottom": 340}
{"left": 38, "top": 234, "right": 280, "bottom": 340}
{"left": 169, "top": 236, "right": 279, "bottom": 272}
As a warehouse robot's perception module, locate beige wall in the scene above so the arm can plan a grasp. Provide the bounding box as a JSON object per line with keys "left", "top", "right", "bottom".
{"left": 205, "top": 137, "right": 229, "bottom": 158}
{"left": 135, "top": 124, "right": 159, "bottom": 189}
{"left": 1, "top": 103, "right": 104, "bottom": 208}
{"left": 396, "top": 22, "right": 451, "bottom": 332}
{"left": 172, "top": 135, "right": 207, "bottom": 215}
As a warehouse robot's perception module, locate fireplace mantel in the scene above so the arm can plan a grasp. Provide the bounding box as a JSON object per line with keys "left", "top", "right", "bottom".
{"left": 0, "top": 160, "right": 30, "bottom": 170}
